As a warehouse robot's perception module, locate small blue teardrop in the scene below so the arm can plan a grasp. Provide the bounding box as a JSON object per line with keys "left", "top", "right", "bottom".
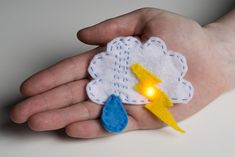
{"left": 101, "top": 94, "right": 128, "bottom": 133}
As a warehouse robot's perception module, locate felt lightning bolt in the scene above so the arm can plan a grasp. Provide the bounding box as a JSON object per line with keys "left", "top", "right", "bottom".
{"left": 130, "top": 63, "right": 185, "bottom": 133}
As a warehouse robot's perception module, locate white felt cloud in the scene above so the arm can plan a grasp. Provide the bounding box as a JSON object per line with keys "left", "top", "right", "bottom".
{"left": 86, "top": 36, "right": 194, "bottom": 105}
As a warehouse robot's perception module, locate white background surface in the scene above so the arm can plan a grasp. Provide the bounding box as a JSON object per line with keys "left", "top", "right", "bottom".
{"left": 0, "top": 0, "right": 235, "bottom": 157}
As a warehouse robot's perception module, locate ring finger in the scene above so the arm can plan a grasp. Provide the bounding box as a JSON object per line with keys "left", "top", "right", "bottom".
{"left": 27, "top": 100, "right": 102, "bottom": 131}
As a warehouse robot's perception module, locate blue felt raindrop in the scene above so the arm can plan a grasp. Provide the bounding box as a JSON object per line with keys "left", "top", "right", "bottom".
{"left": 101, "top": 94, "right": 128, "bottom": 133}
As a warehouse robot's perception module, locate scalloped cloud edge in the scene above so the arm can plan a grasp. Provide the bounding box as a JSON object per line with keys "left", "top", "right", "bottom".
{"left": 86, "top": 36, "right": 194, "bottom": 105}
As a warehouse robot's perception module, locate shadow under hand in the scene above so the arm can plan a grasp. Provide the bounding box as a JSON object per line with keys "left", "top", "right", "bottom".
{"left": 0, "top": 96, "right": 35, "bottom": 139}
{"left": 0, "top": 94, "right": 55, "bottom": 138}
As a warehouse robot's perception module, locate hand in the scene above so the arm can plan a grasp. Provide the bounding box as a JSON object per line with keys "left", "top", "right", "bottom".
{"left": 10, "top": 8, "right": 231, "bottom": 138}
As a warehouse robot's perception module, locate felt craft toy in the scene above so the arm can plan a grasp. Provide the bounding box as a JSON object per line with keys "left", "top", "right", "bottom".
{"left": 86, "top": 36, "right": 194, "bottom": 133}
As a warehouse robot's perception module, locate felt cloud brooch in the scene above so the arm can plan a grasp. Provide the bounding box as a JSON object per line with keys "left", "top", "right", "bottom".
{"left": 86, "top": 36, "right": 194, "bottom": 133}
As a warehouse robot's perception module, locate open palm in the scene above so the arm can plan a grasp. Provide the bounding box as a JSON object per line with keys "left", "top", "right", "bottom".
{"left": 10, "top": 8, "right": 227, "bottom": 138}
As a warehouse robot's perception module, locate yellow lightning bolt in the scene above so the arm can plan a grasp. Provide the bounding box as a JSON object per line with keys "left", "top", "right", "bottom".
{"left": 130, "top": 63, "right": 185, "bottom": 133}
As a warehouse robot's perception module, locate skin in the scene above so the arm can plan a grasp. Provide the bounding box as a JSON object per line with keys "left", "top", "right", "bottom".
{"left": 10, "top": 8, "right": 235, "bottom": 138}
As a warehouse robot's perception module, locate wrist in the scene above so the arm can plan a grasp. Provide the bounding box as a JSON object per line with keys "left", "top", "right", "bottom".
{"left": 203, "top": 21, "right": 235, "bottom": 91}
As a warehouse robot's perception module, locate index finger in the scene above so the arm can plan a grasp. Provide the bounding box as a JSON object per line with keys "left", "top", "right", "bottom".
{"left": 21, "top": 47, "right": 103, "bottom": 96}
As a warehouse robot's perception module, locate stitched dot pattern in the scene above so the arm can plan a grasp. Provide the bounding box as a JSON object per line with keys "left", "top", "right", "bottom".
{"left": 86, "top": 36, "right": 194, "bottom": 105}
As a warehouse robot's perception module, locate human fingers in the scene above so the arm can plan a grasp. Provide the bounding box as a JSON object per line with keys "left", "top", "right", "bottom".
{"left": 21, "top": 47, "right": 103, "bottom": 96}
{"left": 27, "top": 101, "right": 101, "bottom": 131}
{"left": 11, "top": 79, "right": 88, "bottom": 123}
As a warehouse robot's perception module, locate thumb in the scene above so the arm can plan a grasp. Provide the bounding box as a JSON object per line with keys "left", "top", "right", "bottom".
{"left": 77, "top": 9, "right": 147, "bottom": 45}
